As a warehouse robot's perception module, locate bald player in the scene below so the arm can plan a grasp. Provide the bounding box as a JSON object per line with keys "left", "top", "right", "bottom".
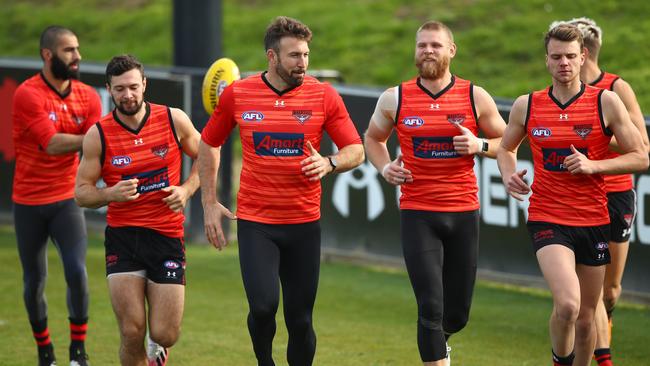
{"left": 12, "top": 25, "right": 101, "bottom": 366}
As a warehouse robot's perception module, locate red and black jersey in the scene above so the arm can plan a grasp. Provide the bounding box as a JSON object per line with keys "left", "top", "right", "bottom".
{"left": 12, "top": 73, "right": 101, "bottom": 205}
{"left": 201, "top": 73, "right": 362, "bottom": 224}
{"left": 590, "top": 71, "right": 633, "bottom": 193}
{"left": 526, "top": 84, "right": 612, "bottom": 226}
{"left": 98, "top": 103, "right": 185, "bottom": 238}
{"left": 395, "top": 76, "right": 480, "bottom": 212}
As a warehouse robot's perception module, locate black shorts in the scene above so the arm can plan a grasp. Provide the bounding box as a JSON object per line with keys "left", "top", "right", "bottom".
{"left": 527, "top": 221, "right": 610, "bottom": 266}
{"left": 607, "top": 190, "right": 636, "bottom": 243}
{"left": 104, "top": 226, "right": 186, "bottom": 285}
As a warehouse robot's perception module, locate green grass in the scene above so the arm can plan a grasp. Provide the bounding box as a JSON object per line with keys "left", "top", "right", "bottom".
{"left": 0, "top": 224, "right": 649, "bottom": 365}
{"left": 2, "top": 0, "right": 650, "bottom": 112}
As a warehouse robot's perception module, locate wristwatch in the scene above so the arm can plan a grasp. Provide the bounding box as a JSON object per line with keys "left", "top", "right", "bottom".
{"left": 327, "top": 156, "right": 338, "bottom": 173}
{"left": 481, "top": 139, "right": 489, "bottom": 154}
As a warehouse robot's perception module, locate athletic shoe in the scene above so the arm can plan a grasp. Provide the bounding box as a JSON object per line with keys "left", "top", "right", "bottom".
{"left": 38, "top": 346, "right": 57, "bottom": 366}
{"left": 69, "top": 351, "right": 89, "bottom": 366}
{"left": 147, "top": 336, "right": 169, "bottom": 366}
{"left": 444, "top": 343, "right": 451, "bottom": 366}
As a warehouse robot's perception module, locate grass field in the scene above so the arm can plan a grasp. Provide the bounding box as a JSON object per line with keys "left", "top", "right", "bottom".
{"left": 0, "top": 224, "right": 648, "bottom": 365}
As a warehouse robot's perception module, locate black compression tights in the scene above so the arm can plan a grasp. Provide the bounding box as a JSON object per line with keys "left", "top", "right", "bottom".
{"left": 13, "top": 199, "right": 89, "bottom": 323}
{"left": 400, "top": 210, "right": 479, "bottom": 362}
{"left": 237, "top": 219, "right": 321, "bottom": 366}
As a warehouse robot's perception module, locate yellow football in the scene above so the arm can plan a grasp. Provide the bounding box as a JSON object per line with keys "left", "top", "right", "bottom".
{"left": 201, "top": 58, "right": 240, "bottom": 115}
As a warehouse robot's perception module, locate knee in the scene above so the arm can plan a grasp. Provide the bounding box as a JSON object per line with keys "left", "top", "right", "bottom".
{"left": 23, "top": 275, "right": 46, "bottom": 298}
{"left": 417, "top": 300, "right": 444, "bottom": 331}
{"left": 64, "top": 266, "right": 88, "bottom": 288}
{"left": 285, "top": 312, "right": 313, "bottom": 336}
{"left": 603, "top": 284, "right": 621, "bottom": 309}
{"left": 444, "top": 311, "right": 470, "bottom": 334}
{"left": 150, "top": 327, "right": 181, "bottom": 348}
{"left": 554, "top": 299, "right": 580, "bottom": 323}
{"left": 120, "top": 321, "right": 146, "bottom": 346}
{"left": 249, "top": 302, "right": 278, "bottom": 323}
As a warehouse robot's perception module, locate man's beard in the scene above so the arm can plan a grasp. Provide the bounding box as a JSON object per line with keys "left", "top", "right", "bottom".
{"left": 50, "top": 53, "right": 80, "bottom": 80}
{"left": 276, "top": 62, "right": 304, "bottom": 88}
{"left": 112, "top": 96, "right": 144, "bottom": 116}
{"left": 416, "top": 55, "right": 450, "bottom": 80}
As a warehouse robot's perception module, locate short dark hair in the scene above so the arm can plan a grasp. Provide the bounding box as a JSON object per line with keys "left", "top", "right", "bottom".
{"left": 417, "top": 21, "right": 454, "bottom": 42}
{"left": 39, "top": 25, "right": 76, "bottom": 59}
{"left": 105, "top": 54, "right": 144, "bottom": 84}
{"left": 263, "top": 16, "right": 312, "bottom": 53}
{"left": 545, "top": 24, "right": 584, "bottom": 52}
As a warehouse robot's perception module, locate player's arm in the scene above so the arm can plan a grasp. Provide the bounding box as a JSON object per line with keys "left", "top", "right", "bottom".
{"left": 611, "top": 79, "right": 649, "bottom": 152}
{"left": 473, "top": 85, "right": 507, "bottom": 158}
{"left": 364, "top": 87, "right": 412, "bottom": 185}
{"left": 198, "top": 85, "right": 237, "bottom": 250}
{"left": 160, "top": 108, "right": 201, "bottom": 213}
{"left": 14, "top": 87, "right": 85, "bottom": 155}
{"left": 570, "top": 90, "right": 648, "bottom": 174}
{"left": 74, "top": 125, "right": 139, "bottom": 208}
{"left": 302, "top": 86, "right": 364, "bottom": 180}
{"left": 496, "top": 95, "right": 530, "bottom": 201}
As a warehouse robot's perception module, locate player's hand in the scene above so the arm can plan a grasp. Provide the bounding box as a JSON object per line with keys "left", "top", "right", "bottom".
{"left": 203, "top": 201, "right": 236, "bottom": 250}
{"left": 504, "top": 169, "right": 530, "bottom": 201}
{"left": 452, "top": 123, "right": 481, "bottom": 155}
{"left": 109, "top": 178, "right": 140, "bottom": 202}
{"left": 161, "top": 186, "right": 190, "bottom": 213}
{"left": 301, "top": 141, "right": 331, "bottom": 181}
{"left": 381, "top": 155, "right": 413, "bottom": 186}
{"left": 564, "top": 144, "right": 596, "bottom": 174}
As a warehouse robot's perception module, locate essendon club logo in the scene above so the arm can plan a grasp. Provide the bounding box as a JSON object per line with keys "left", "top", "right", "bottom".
{"left": 151, "top": 143, "right": 169, "bottom": 159}
{"left": 447, "top": 114, "right": 465, "bottom": 125}
{"left": 624, "top": 214, "right": 633, "bottom": 226}
{"left": 292, "top": 110, "right": 312, "bottom": 124}
{"left": 573, "top": 124, "right": 592, "bottom": 139}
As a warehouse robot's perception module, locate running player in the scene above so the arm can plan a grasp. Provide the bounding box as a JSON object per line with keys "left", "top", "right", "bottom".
{"left": 198, "top": 16, "right": 364, "bottom": 366}
{"left": 548, "top": 17, "right": 650, "bottom": 366}
{"left": 364, "top": 21, "right": 506, "bottom": 366}
{"left": 497, "top": 24, "right": 648, "bottom": 366}
{"left": 75, "top": 54, "right": 201, "bottom": 366}
{"left": 12, "top": 25, "right": 101, "bottom": 366}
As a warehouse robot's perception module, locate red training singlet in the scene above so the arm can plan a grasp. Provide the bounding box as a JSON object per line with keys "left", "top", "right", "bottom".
{"left": 201, "top": 73, "right": 362, "bottom": 224}
{"left": 98, "top": 103, "right": 185, "bottom": 238}
{"left": 590, "top": 71, "right": 632, "bottom": 193}
{"left": 526, "top": 84, "right": 612, "bottom": 226}
{"left": 12, "top": 73, "right": 101, "bottom": 205}
{"left": 395, "top": 76, "right": 480, "bottom": 212}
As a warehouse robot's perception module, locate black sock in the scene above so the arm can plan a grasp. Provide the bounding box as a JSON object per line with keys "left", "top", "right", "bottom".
{"left": 552, "top": 349, "right": 574, "bottom": 365}
{"left": 594, "top": 348, "right": 612, "bottom": 364}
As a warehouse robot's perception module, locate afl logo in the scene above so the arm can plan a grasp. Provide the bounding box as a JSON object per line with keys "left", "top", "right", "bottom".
{"left": 111, "top": 155, "right": 132, "bottom": 167}
{"left": 596, "top": 242, "right": 608, "bottom": 251}
{"left": 531, "top": 127, "right": 552, "bottom": 138}
{"left": 402, "top": 116, "right": 424, "bottom": 127}
{"left": 164, "top": 260, "right": 180, "bottom": 269}
{"left": 241, "top": 111, "right": 264, "bottom": 122}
